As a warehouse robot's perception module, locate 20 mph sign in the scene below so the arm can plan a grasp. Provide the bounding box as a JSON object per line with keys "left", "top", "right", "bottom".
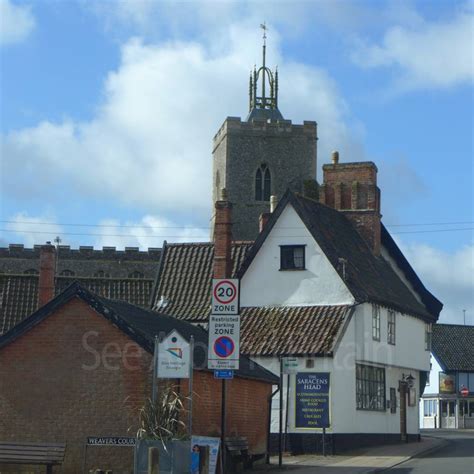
{"left": 212, "top": 279, "right": 239, "bottom": 315}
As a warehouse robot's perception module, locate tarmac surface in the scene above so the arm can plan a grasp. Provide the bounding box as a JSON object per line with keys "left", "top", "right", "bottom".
{"left": 250, "top": 430, "right": 474, "bottom": 473}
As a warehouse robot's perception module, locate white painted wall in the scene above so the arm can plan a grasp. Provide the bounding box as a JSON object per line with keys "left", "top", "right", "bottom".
{"left": 252, "top": 312, "right": 421, "bottom": 436}
{"left": 354, "top": 303, "right": 430, "bottom": 372}
{"left": 240, "top": 204, "right": 355, "bottom": 307}
{"left": 423, "top": 355, "right": 442, "bottom": 395}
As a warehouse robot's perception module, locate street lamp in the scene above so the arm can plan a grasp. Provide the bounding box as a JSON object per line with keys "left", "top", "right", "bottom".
{"left": 399, "top": 373, "right": 415, "bottom": 442}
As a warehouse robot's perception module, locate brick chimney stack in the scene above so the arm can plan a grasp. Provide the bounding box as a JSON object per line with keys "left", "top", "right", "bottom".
{"left": 320, "top": 152, "right": 382, "bottom": 255}
{"left": 38, "top": 241, "right": 56, "bottom": 307}
{"left": 213, "top": 188, "right": 233, "bottom": 279}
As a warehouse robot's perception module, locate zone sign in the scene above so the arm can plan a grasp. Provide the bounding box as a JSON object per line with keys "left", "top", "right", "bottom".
{"left": 208, "top": 314, "right": 240, "bottom": 370}
{"left": 212, "top": 279, "right": 239, "bottom": 315}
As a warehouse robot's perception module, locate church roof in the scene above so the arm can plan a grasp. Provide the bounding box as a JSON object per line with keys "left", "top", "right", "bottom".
{"left": 432, "top": 323, "right": 474, "bottom": 371}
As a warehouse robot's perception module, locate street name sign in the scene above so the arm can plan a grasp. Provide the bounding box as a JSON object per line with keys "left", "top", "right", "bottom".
{"left": 208, "top": 314, "right": 240, "bottom": 370}
{"left": 157, "top": 330, "right": 191, "bottom": 379}
{"left": 212, "top": 279, "right": 239, "bottom": 315}
{"left": 87, "top": 437, "right": 136, "bottom": 446}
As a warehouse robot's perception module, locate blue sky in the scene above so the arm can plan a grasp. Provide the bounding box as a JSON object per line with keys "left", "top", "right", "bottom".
{"left": 0, "top": 0, "right": 473, "bottom": 324}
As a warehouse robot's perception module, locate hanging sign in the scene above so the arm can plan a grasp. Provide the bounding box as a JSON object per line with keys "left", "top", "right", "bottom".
{"left": 294, "top": 372, "right": 330, "bottom": 429}
{"left": 157, "top": 330, "right": 191, "bottom": 379}
{"left": 208, "top": 314, "right": 240, "bottom": 370}
{"left": 212, "top": 279, "right": 239, "bottom": 314}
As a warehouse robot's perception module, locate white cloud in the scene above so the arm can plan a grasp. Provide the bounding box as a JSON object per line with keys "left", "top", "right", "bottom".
{"left": 351, "top": 4, "right": 474, "bottom": 90}
{"left": 5, "top": 212, "right": 63, "bottom": 247}
{"left": 399, "top": 241, "right": 474, "bottom": 325}
{"left": 2, "top": 23, "right": 361, "bottom": 219}
{"left": 93, "top": 215, "right": 209, "bottom": 250}
{"left": 0, "top": 0, "right": 35, "bottom": 46}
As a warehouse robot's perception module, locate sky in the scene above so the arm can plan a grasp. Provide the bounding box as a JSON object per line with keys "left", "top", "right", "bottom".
{"left": 0, "top": 0, "right": 473, "bottom": 325}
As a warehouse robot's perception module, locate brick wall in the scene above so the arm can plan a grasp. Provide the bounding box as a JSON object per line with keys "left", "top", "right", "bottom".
{"left": 0, "top": 298, "right": 271, "bottom": 473}
{"left": 321, "top": 160, "right": 382, "bottom": 255}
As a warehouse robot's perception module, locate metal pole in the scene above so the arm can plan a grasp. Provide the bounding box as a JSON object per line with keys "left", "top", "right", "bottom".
{"left": 322, "top": 427, "right": 326, "bottom": 457}
{"left": 189, "top": 336, "right": 194, "bottom": 439}
{"left": 221, "top": 379, "right": 226, "bottom": 471}
{"left": 279, "top": 357, "right": 283, "bottom": 468}
{"left": 152, "top": 335, "right": 159, "bottom": 404}
{"left": 284, "top": 373, "right": 290, "bottom": 451}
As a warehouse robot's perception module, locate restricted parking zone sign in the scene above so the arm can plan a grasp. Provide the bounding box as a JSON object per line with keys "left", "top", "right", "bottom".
{"left": 212, "top": 279, "right": 239, "bottom": 314}
{"left": 208, "top": 314, "right": 240, "bottom": 370}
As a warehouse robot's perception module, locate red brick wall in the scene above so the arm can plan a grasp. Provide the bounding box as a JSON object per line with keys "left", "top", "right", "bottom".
{"left": 321, "top": 161, "right": 381, "bottom": 255}
{"left": 0, "top": 297, "right": 271, "bottom": 473}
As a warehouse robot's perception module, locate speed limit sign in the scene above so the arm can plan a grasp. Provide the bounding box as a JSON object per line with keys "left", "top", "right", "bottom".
{"left": 212, "top": 279, "right": 239, "bottom": 314}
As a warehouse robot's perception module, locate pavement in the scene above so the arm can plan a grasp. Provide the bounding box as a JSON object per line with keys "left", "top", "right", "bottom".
{"left": 250, "top": 433, "right": 450, "bottom": 473}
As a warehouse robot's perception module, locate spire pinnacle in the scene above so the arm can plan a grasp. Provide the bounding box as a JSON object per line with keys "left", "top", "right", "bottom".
{"left": 247, "top": 22, "right": 283, "bottom": 122}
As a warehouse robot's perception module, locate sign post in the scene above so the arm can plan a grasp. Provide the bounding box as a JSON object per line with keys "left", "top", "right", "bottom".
{"left": 208, "top": 278, "right": 241, "bottom": 473}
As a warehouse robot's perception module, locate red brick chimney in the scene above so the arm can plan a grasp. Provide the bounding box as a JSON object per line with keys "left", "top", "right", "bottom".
{"left": 320, "top": 151, "right": 382, "bottom": 255}
{"left": 38, "top": 242, "right": 56, "bottom": 307}
{"left": 213, "top": 188, "right": 233, "bottom": 279}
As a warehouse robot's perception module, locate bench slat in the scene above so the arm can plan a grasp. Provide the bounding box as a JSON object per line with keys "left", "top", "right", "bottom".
{"left": 0, "top": 442, "right": 66, "bottom": 466}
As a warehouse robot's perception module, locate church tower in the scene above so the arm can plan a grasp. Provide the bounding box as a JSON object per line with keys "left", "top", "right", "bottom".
{"left": 211, "top": 25, "right": 318, "bottom": 241}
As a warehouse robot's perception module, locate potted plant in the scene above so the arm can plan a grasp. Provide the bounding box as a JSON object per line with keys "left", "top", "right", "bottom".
{"left": 134, "top": 385, "right": 191, "bottom": 474}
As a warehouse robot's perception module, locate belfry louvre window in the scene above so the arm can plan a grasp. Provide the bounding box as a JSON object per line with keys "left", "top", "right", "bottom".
{"left": 255, "top": 164, "right": 271, "bottom": 201}
{"left": 280, "top": 245, "right": 305, "bottom": 270}
{"left": 356, "top": 364, "right": 386, "bottom": 411}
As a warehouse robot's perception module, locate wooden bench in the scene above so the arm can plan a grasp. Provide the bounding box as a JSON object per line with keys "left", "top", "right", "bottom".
{"left": 0, "top": 442, "right": 66, "bottom": 473}
{"left": 225, "top": 437, "right": 250, "bottom": 471}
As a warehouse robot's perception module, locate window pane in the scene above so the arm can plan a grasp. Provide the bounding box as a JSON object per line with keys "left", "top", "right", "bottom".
{"left": 263, "top": 168, "right": 271, "bottom": 201}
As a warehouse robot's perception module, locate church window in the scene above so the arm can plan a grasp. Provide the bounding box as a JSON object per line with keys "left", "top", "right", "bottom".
{"left": 280, "top": 245, "right": 305, "bottom": 270}
{"left": 255, "top": 164, "right": 271, "bottom": 201}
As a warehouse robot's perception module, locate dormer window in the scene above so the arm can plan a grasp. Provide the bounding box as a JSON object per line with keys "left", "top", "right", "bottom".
{"left": 280, "top": 245, "right": 305, "bottom": 270}
{"left": 255, "top": 164, "right": 271, "bottom": 201}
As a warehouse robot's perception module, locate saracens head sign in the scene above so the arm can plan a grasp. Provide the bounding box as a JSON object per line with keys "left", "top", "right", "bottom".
{"left": 212, "top": 279, "right": 239, "bottom": 315}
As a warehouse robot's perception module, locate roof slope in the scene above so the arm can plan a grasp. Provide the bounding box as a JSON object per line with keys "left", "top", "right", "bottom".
{"left": 150, "top": 241, "right": 252, "bottom": 321}
{"left": 432, "top": 324, "right": 474, "bottom": 371}
{"left": 0, "top": 282, "right": 277, "bottom": 384}
{"left": 237, "top": 190, "right": 439, "bottom": 322}
{"left": 241, "top": 305, "right": 350, "bottom": 356}
{"left": 0, "top": 274, "right": 154, "bottom": 336}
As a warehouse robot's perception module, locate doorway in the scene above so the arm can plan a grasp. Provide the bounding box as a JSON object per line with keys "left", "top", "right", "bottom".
{"left": 440, "top": 400, "right": 456, "bottom": 428}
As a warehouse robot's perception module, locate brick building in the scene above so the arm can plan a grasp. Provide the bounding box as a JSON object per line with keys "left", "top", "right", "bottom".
{"left": 0, "top": 283, "right": 277, "bottom": 473}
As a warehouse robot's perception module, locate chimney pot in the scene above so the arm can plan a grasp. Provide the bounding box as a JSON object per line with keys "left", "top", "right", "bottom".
{"left": 259, "top": 212, "right": 271, "bottom": 233}
{"left": 331, "top": 150, "right": 339, "bottom": 164}
{"left": 219, "top": 187, "right": 228, "bottom": 201}
{"left": 270, "top": 195, "right": 278, "bottom": 213}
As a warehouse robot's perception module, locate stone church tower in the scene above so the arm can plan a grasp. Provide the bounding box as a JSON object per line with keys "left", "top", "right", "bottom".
{"left": 211, "top": 30, "right": 318, "bottom": 241}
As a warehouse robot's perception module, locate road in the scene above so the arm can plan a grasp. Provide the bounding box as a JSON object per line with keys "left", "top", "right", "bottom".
{"left": 387, "top": 430, "right": 474, "bottom": 474}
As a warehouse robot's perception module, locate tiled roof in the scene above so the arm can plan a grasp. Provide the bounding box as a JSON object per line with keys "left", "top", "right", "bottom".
{"left": 240, "top": 305, "right": 350, "bottom": 356}
{"left": 0, "top": 282, "right": 278, "bottom": 385}
{"left": 432, "top": 324, "right": 474, "bottom": 371}
{"left": 0, "top": 275, "right": 38, "bottom": 335}
{"left": 0, "top": 274, "right": 154, "bottom": 335}
{"left": 150, "top": 242, "right": 252, "bottom": 321}
{"left": 237, "top": 191, "right": 439, "bottom": 322}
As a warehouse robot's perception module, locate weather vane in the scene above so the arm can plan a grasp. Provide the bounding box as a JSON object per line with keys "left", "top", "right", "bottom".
{"left": 260, "top": 22, "right": 267, "bottom": 43}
